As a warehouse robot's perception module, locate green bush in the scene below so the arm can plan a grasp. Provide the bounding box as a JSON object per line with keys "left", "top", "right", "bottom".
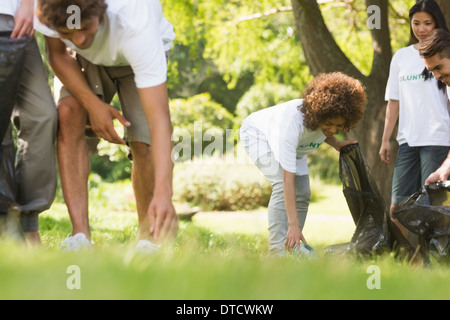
{"left": 173, "top": 161, "right": 324, "bottom": 211}
{"left": 170, "top": 93, "right": 235, "bottom": 161}
{"left": 173, "top": 162, "right": 272, "bottom": 211}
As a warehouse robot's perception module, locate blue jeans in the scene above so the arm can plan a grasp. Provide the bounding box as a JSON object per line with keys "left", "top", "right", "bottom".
{"left": 392, "top": 143, "right": 449, "bottom": 204}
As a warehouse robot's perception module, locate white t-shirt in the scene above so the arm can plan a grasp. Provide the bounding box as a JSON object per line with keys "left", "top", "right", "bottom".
{"left": 0, "top": 0, "right": 20, "bottom": 16}
{"left": 242, "top": 99, "right": 326, "bottom": 175}
{"left": 385, "top": 45, "right": 450, "bottom": 146}
{"left": 34, "top": 0, "right": 175, "bottom": 89}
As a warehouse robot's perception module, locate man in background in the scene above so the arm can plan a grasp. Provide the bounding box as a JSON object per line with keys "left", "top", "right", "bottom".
{"left": 420, "top": 28, "right": 450, "bottom": 185}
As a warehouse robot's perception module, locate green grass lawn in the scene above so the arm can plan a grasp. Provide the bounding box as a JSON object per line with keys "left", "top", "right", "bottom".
{"left": 0, "top": 179, "right": 449, "bottom": 300}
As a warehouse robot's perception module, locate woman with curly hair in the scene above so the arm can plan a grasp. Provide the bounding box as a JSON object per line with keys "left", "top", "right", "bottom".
{"left": 240, "top": 72, "right": 366, "bottom": 256}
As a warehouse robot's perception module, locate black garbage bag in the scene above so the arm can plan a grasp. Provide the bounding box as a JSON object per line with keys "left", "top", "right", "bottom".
{"left": 394, "top": 181, "right": 450, "bottom": 262}
{"left": 0, "top": 31, "right": 30, "bottom": 161}
{"left": 325, "top": 143, "right": 405, "bottom": 256}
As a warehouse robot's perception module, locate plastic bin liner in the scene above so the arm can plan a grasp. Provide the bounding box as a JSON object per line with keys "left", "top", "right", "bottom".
{"left": 0, "top": 32, "right": 30, "bottom": 212}
{"left": 394, "top": 181, "right": 450, "bottom": 262}
{"left": 0, "top": 32, "right": 30, "bottom": 160}
{"left": 325, "top": 143, "right": 406, "bottom": 256}
{"left": 339, "top": 143, "right": 392, "bottom": 254}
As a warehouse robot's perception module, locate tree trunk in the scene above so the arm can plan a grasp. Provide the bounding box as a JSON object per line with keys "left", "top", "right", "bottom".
{"left": 435, "top": 0, "right": 450, "bottom": 20}
{"left": 357, "top": 0, "right": 395, "bottom": 205}
{"left": 291, "top": 0, "right": 395, "bottom": 203}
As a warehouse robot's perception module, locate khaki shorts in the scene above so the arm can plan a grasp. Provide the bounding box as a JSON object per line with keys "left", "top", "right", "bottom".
{"left": 55, "top": 52, "right": 169, "bottom": 145}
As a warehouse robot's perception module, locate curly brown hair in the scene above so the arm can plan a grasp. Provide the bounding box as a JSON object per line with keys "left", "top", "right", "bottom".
{"left": 300, "top": 72, "right": 366, "bottom": 131}
{"left": 37, "top": 0, "right": 107, "bottom": 29}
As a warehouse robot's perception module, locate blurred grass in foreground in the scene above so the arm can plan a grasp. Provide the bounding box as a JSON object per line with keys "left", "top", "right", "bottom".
{"left": 0, "top": 181, "right": 448, "bottom": 300}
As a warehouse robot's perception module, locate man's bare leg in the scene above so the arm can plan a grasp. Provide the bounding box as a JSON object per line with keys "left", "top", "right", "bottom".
{"left": 129, "top": 141, "right": 155, "bottom": 242}
{"left": 57, "top": 96, "right": 91, "bottom": 239}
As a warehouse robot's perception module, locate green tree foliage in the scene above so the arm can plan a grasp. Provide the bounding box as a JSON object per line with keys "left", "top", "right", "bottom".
{"left": 173, "top": 163, "right": 272, "bottom": 211}
{"left": 201, "top": 0, "right": 307, "bottom": 89}
{"left": 162, "top": 0, "right": 309, "bottom": 112}
{"left": 317, "top": 0, "right": 414, "bottom": 75}
{"left": 170, "top": 93, "right": 235, "bottom": 161}
{"left": 163, "top": 0, "right": 413, "bottom": 117}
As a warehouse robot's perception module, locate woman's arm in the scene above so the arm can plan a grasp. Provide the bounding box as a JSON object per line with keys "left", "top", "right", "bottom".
{"left": 11, "top": 0, "right": 34, "bottom": 38}
{"left": 283, "top": 169, "right": 306, "bottom": 250}
{"left": 379, "top": 99, "right": 399, "bottom": 164}
{"left": 325, "top": 136, "right": 358, "bottom": 151}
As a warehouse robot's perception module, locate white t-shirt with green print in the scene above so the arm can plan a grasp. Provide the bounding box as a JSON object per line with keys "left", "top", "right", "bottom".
{"left": 385, "top": 45, "right": 450, "bottom": 147}
{"left": 35, "top": 0, "right": 175, "bottom": 89}
{"left": 241, "top": 99, "right": 326, "bottom": 175}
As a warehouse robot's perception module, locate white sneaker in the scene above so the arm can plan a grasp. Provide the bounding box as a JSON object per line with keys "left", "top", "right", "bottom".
{"left": 60, "top": 233, "right": 92, "bottom": 251}
{"left": 135, "top": 239, "right": 161, "bottom": 254}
